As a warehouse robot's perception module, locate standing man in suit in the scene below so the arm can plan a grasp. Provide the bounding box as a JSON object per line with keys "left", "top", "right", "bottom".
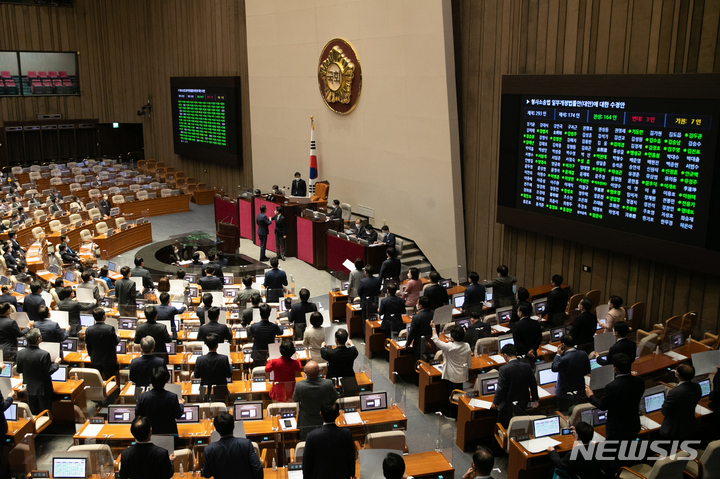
{"left": 462, "top": 272, "right": 486, "bottom": 314}
{"left": 293, "top": 360, "right": 338, "bottom": 439}
{"left": 569, "top": 298, "right": 597, "bottom": 350}
{"left": 0, "top": 286, "right": 18, "bottom": 311}
{"left": 592, "top": 321, "right": 636, "bottom": 365}
{"left": 512, "top": 303, "right": 542, "bottom": 358}
{"left": 56, "top": 287, "right": 87, "bottom": 337}
{"left": 76, "top": 272, "right": 102, "bottom": 305}
{"left": 16, "top": 328, "right": 62, "bottom": 414}
{"left": 659, "top": 363, "right": 702, "bottom": 440}
{"left": 247, "top": 303, "right": 282, "bottom": 366}
{"left": 0, "top": 302, "right": 29, "bottom": 360}
{"left": 136, "top": 367, "right": 185, "bottom": 435}
{"left": 378, "top": 283, "right": 405, "bottom": 334}
{"left": 272, "top": 206, "right": 286, "bottom": 261}
{"left": 131, "top": 257, "right": 154, "bottom": 294}
{"left": 201, "top": 412, "right": 263, "bottom": 479}
{"left": 198, "top": 307, "right": 232, "bottom": 343}
{"left": 303, "top": 400, "right": 355, "bottom": 479}
{"left": 377, "top": 225, "right": 395, "bottom": 249}
{"left": 545, "top": 274, "right": 568, "bottom": 327}
{"left": 422, "top": 271, "right": 449, "bottom": 310}
{"left": 321, "top": 328, "right": 359, "bottom": 395}
{"left": 234, "top": 276, "right": 260, "bottom": 307}
{"left": 256, "top": 204, "right": 272, "bottom": 261}
{"left": 463, "top": 311, "right": 492, "bottom": 352}
{"left": 357, "top": 265, "right": 381, "bottom": 320}
{"left": 551, "top": 335, "right": 591, "bottom": 412}
{"left": 33, "top": 305, "right": 70, "bottom": 343}
{"left": 291, "top": 172, "right": 307, "bottom": 197}
{"left": 129, "top": 337, "right": 165, "bottom": 387}
{"left": 407, "top": 296, "right": 434, "bottom": 360}
{"left": 85, "top": 308, "right": 119, "bottom": 381}
{"left": 119, "top": 416, "right": 175, "bottom": 479}
{"left": 195, "top": 293, "right": 213, "bottom": 325}
{"left": 7, "top": 231, "right": 24, "bottom": 259}
{"left": 198, "top": 265, "right": 223, "bottom": 291}
{"left": 585, "top": 353, "right": 645, "bottom": 442}
{"left": 156, "top": 292, "right": 186, "bottom": 338}
{"left": 482, "top": 265, "right": 518, "bottom": 308}
{"left": 133, "top": 306, "right": 172, "bottom": 355}
{"left": 288, "top": 288, "right": 317, "bottom": 340}
{"left": 378, "top": 247, "right": 401, "bottom": 284}
{"left": 491, "top": 344, "right": 539, "bottom": 428}
{"left": 263, "top": 257, "right": 287, "bottom": 303}
{"left": 99, "top": 193, "right": 111, "bottom": 217}
{"left": 115, "top": 266, "right": 138, "bottom": 317}
{"left": 22, "top": 281, "right": 45, "bottom": 321}
{"left": 194, "top": 334, "right": 232, "bottom": 398}
{"left": 241, "top": 294, "right": 262, "bottom": 327}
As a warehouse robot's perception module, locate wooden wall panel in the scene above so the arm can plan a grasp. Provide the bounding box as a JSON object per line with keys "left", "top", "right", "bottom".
{"left": 453, "top": 0, "right": 720, "bottom": 335}
{"left": 0, "top": 0, "right": 252, "bottom": 195}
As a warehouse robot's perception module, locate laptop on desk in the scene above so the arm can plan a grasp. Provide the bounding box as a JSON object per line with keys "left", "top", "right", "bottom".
{"left": 108, "top": 405, "right": 136, "bottom": 424}
{"left": 359, "top": 392, "right": 388, "bottom": 412}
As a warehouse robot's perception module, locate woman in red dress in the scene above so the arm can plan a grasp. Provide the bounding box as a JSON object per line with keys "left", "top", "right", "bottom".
{"left": 265, "top": 339, "right": 302, "bottom": 402}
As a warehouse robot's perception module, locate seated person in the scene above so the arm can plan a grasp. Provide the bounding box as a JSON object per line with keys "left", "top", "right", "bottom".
{"left": 547, "top": 422, "right": 604, "bottom": 479}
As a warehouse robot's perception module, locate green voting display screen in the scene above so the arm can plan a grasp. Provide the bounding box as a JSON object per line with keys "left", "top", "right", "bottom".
{"left": 170, "top": 77, "right": 241, "bottom": 164}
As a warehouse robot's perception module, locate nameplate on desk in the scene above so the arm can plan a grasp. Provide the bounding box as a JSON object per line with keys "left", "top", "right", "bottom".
{"left": 488, "top": 354, "right": 506, "bottom": 364}
{"left": 30, "top": 472, "right": 49, "bottom": 478}
{"left": 465, "top": 390, "right": 479, "bottom": 399}
{"left": 430, "top": 360, "right": 441, "bottom": 366}
{"left": 469, "top": 398, "right": 493, "bottom": 410}
{"left": 89, "top": 417, "right": 105, "bottom": 424}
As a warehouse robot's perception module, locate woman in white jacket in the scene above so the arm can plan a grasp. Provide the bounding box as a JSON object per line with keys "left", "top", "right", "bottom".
{"left": 431, "top": 320, "right": 472, "bottom": 419}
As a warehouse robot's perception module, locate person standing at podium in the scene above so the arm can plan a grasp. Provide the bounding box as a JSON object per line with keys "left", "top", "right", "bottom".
{"left": 291, "top": 172, "right": 306, "bottom": 196}
{"left": 256, "top": 205, "right": 272, "bottom": 262}
{"left": 272, "top": 206, "right": 286, "bottom": 261}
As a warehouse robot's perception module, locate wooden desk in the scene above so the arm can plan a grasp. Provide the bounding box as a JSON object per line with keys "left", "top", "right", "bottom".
{"left": 329, "top": 290, "right": 348, "bottom": 321}
{"left": 327, "top": 234, "right": 387, "bottom": 274}
{"left": 4, "top": 418, "right": 37, "bottom": 474}
{"left": 118, "top": 194, "right": 190, "bottom": 218}
{"left": 94, "top": 222, "right": 153, "bottom": 259}
{"left": 526, "top": 283, "right": 571, "bottom": 299}
{"left": 402, "top": 451, "right": 455, "bottom": 479}
{"left": 346, "top": 303, "right": 363, "bottom": 337}
{"left": 631, "top": 340, "right": 710, "bottom": 377}
{"left": 252, "top": 197, "right": 302, "bottom": 258}
{"left": 337, "top": 404, "right": 407, "bottom": 441}
{"left": 192, "top": 189, "right": 217, "bottom": 205}
{"left": 364, "top": 316, "right": 411, "bottom": 360}
{"left": 238, "top": 197, "right": 254, "bottom": 240}
{"left": 296, "top": 214, "right": 341, "bottom": 270}
{"left": 387, "top": 339, "right": 416, "bottom": 384}
{"left": 74, "top": 421, "right": 212, "bottom": 443}
{"left": 14, "top": 379, "right": 87, "bottom": 424}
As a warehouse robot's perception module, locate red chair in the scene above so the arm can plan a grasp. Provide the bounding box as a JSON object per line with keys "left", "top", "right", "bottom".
{"left": 48, "top": 71, "right": 57, "bottom": 78}
{"left": 26, "top": 71, "right": 37, "bottom": 84}
{"left": 31, "top": 81, "right": 43, "bottom": 94}
{"left": 4, "top": 80, "right": 17, "bottom": 94}
{"left": 52, "top": 80, "right": 63, "bottom": 93}
{"left": 41, "top": 79, "right": 52, "bottom": 93}
{"left": 0, "top": 71, "right": 10, "bottom": 79}
{"left": 59, "top": 71, "right": 67, "bottom": 78}
{"left": 38, "top": 71, "right": 47, "bottom": 78}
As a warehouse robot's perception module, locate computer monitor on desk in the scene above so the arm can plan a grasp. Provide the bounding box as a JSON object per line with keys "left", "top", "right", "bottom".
{"left": 360, "top": 392, "right": 388, "bottom": 412}
{"left": 533, "top": 416, "right": 560, "bottom": 439}
{"left": 108, "top": 405, "right": 136, "bottom": 424}
{"left": 496, "top": 306, "right": 512, "bottom": 324}
{"left": 532, "top": 298, "right": 547, "bottom": 316}
{"left": 698, "top": 379, "right": 712, "bottom": 398}
{"left": 52, "top": 457, "right": 87, "bottom": 479}
{"left": 481, "top": 377, "right": 499, "bottom": 396}
{"left": 498, "top": 334, "right": 514, "bottom": 351}
{"left": 452, "top": 294, "right": 464, "bottom": 309}
{"left": 234, "top": 402, "right": 263, "bottom": 421}
{"left": 644, "top": 392, "right": 665, "bottom": 414}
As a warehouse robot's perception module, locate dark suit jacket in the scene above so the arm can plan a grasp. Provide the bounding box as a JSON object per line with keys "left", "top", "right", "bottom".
{"left": 570, "top": 311, "right": 598, "bottom": 347}
{"left": 248, "top": 320, "right": 282, "bottom": 362}
{"left": 198, "top": 275, "right": 223, "bottom": 292}
{"left": 493, "top": 358, "right": 539, "bottom": 413}
{"left": 119, "top": 442, "right": 174, "bottom": 479}
{"left": 136, "top": 388, "right": 183, "bottom": 435}
{"left": 198, "top": 321, "right": 232, "bottom": 343}
{"left": 359, "top": 229, "right": 378, "bottom": 243}
{"left": 16, "top": 345, "right": 58, "bottom": 396}
{"left": 85, "top": 322, "right": 119, "bottom": 371}
{"left": 195, "top": 305, "right": 210, "bottom": 325}
{"left": 129, "top": 354, "right": 165, "bottom": 387}
{"left": 303, "top": 423, "right": 355, "bottom": 479}
{"left": 660, "top": 381, "right": 702, "bottom": 440}
{"left": 549, "top": 446, "right": 605, "bottom": 479}
{"left": 57, "top": 298, "right": 89, "bottom": 336}
{"left": 256, "top": 213, "right": 271, "bottom": 236}
{"left": 77, "top": 282, "right": 102, "bottom": 303}
{"left": 292, "top": 377, "right": 338, "bottom": 439}
{"left": 589, "top": 374, "right": 645, "bottom": 441}
{"left": 202, "top": 436, "right": 263, "bottom": 479}
{"left": 194, "top": 352, "right": 232, "bottom": 387}
{"left": 464, "top": 321, "right": 491, "bottom": 350}
{"left": 3, "top": 254, "right": 16, "bottom": 272}
{"left": 35, "top": 318, "right": 68, "bottom": 343}
{"left": 115, "top": 277, "right": 138, "bottom": 306}
{"left": 156, "top": 304, "right": 186, "bottom": 333}
{"left": 378, "top": 257, "right": 401, "bottom": 279}
{"left": 288, "top": 301, "right": 317, "bottom": 325}
{"left": 597, "top": 337, "right": 637, "bottom": 366}
{"left": 423, "top": 284, "right": 449, "bottom": 310}
{"left": 263, "top": 268, "right": 287, "bottom": 302}
{"left": 320, "top": 345, "right": 358, "bottom": 379}
{"left": 134, "top": 321, "right": 172, "bottom": 354}
{"left": 463, "top": 283, "right": 485, "bottom": 309}
{"left": 0, "top": 315, "right": 27, "bottom": 356}
{"left": 378, "top": 295, "right": 405, "bottom": 332}
{"left": 483, "top": 275, "right": 518, "bottom": 307}
{"left": 131, "top": 266, "right": 154, "bottom": 291}
{"left": 0, "top": 394, "right": 12, "bottom": 435}
{"left": 22, "top": 293, "right": 45, "bottom": 321}
{"left": 291, "top": 178, "right": 306, "bottom": 196}
{"left": 357, "top": 276, "right": 381, "bottom": 309}
{"left": 0, "top": 294, "right": 18, "bottom": 309}
{"left": 407, "top": 309, "right": 434, "bottom": 359}
{"left": 382, "top": 232, "right": 396, "bottom": 249}
{"left": 551, "top": 348, "right": 591, "bottom": 397}
{"left": 546, "top": 287, "right": 568, "bottom": 323}
{"left": 98, "top": 199, "right": 111, "bottom": 216}
{"left": 330, "top": 207, "right": 343, "bottom": 220}
{"left": 512, "top": 317, "right": 542, "bottom": 356}
{"left": 272, "top": 213, "right": 286, "bottom": 235}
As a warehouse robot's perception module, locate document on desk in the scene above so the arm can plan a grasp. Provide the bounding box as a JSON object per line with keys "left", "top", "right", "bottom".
{"left": 543, "top": 344, "right": 558, "bottom": 353}
{"left": 639, "top": 416, "right": 661, "bottom": 430}
{"left": 519, "top": 437, "right": 560, "bottom": 454}
{"left": 79, "top": 424, "right": 105, "bottom": 438}
{"left": 191, "top": 383, "right": 201, "bottom": 395}
{"left": 251, "top": 381, "right": 266, "bottom": 392}
{"left": 492, "top": 325, "right": 510, "bottom": 333}
{"left": 395, "top": 340, "right": 407, "bottom": 348}
{"left": 696, "top": 405, "right": 713, "bottom": 416}
{"left": 125, "top": 385, "right": 135, "bottom": 396}
{"left": 343, "top": 412, "right": 363, "bottom": 425}
{"left": 469, "top": 398, "right": 493, "bottom": 410}
{"left": 489, "top": 355, "right": 506, "bottom": 364}
{"left": 537, "top": 387, "right": 551, "bottom": 398}
{"left": 665, "top": 351, "right": 687, "bottom": 362}
{"left": 10, "top": 378, "right": 22, "bottom": 389}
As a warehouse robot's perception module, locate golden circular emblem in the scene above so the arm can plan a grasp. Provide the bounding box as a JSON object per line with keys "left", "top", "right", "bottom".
{"left": 318, "top": 38, "right": 362, "bottom": 115}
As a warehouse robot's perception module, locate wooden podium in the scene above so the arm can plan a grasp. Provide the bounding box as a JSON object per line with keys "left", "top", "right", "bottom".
{"left": 217, "top": 221, "right": 239, "bottom": 254}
